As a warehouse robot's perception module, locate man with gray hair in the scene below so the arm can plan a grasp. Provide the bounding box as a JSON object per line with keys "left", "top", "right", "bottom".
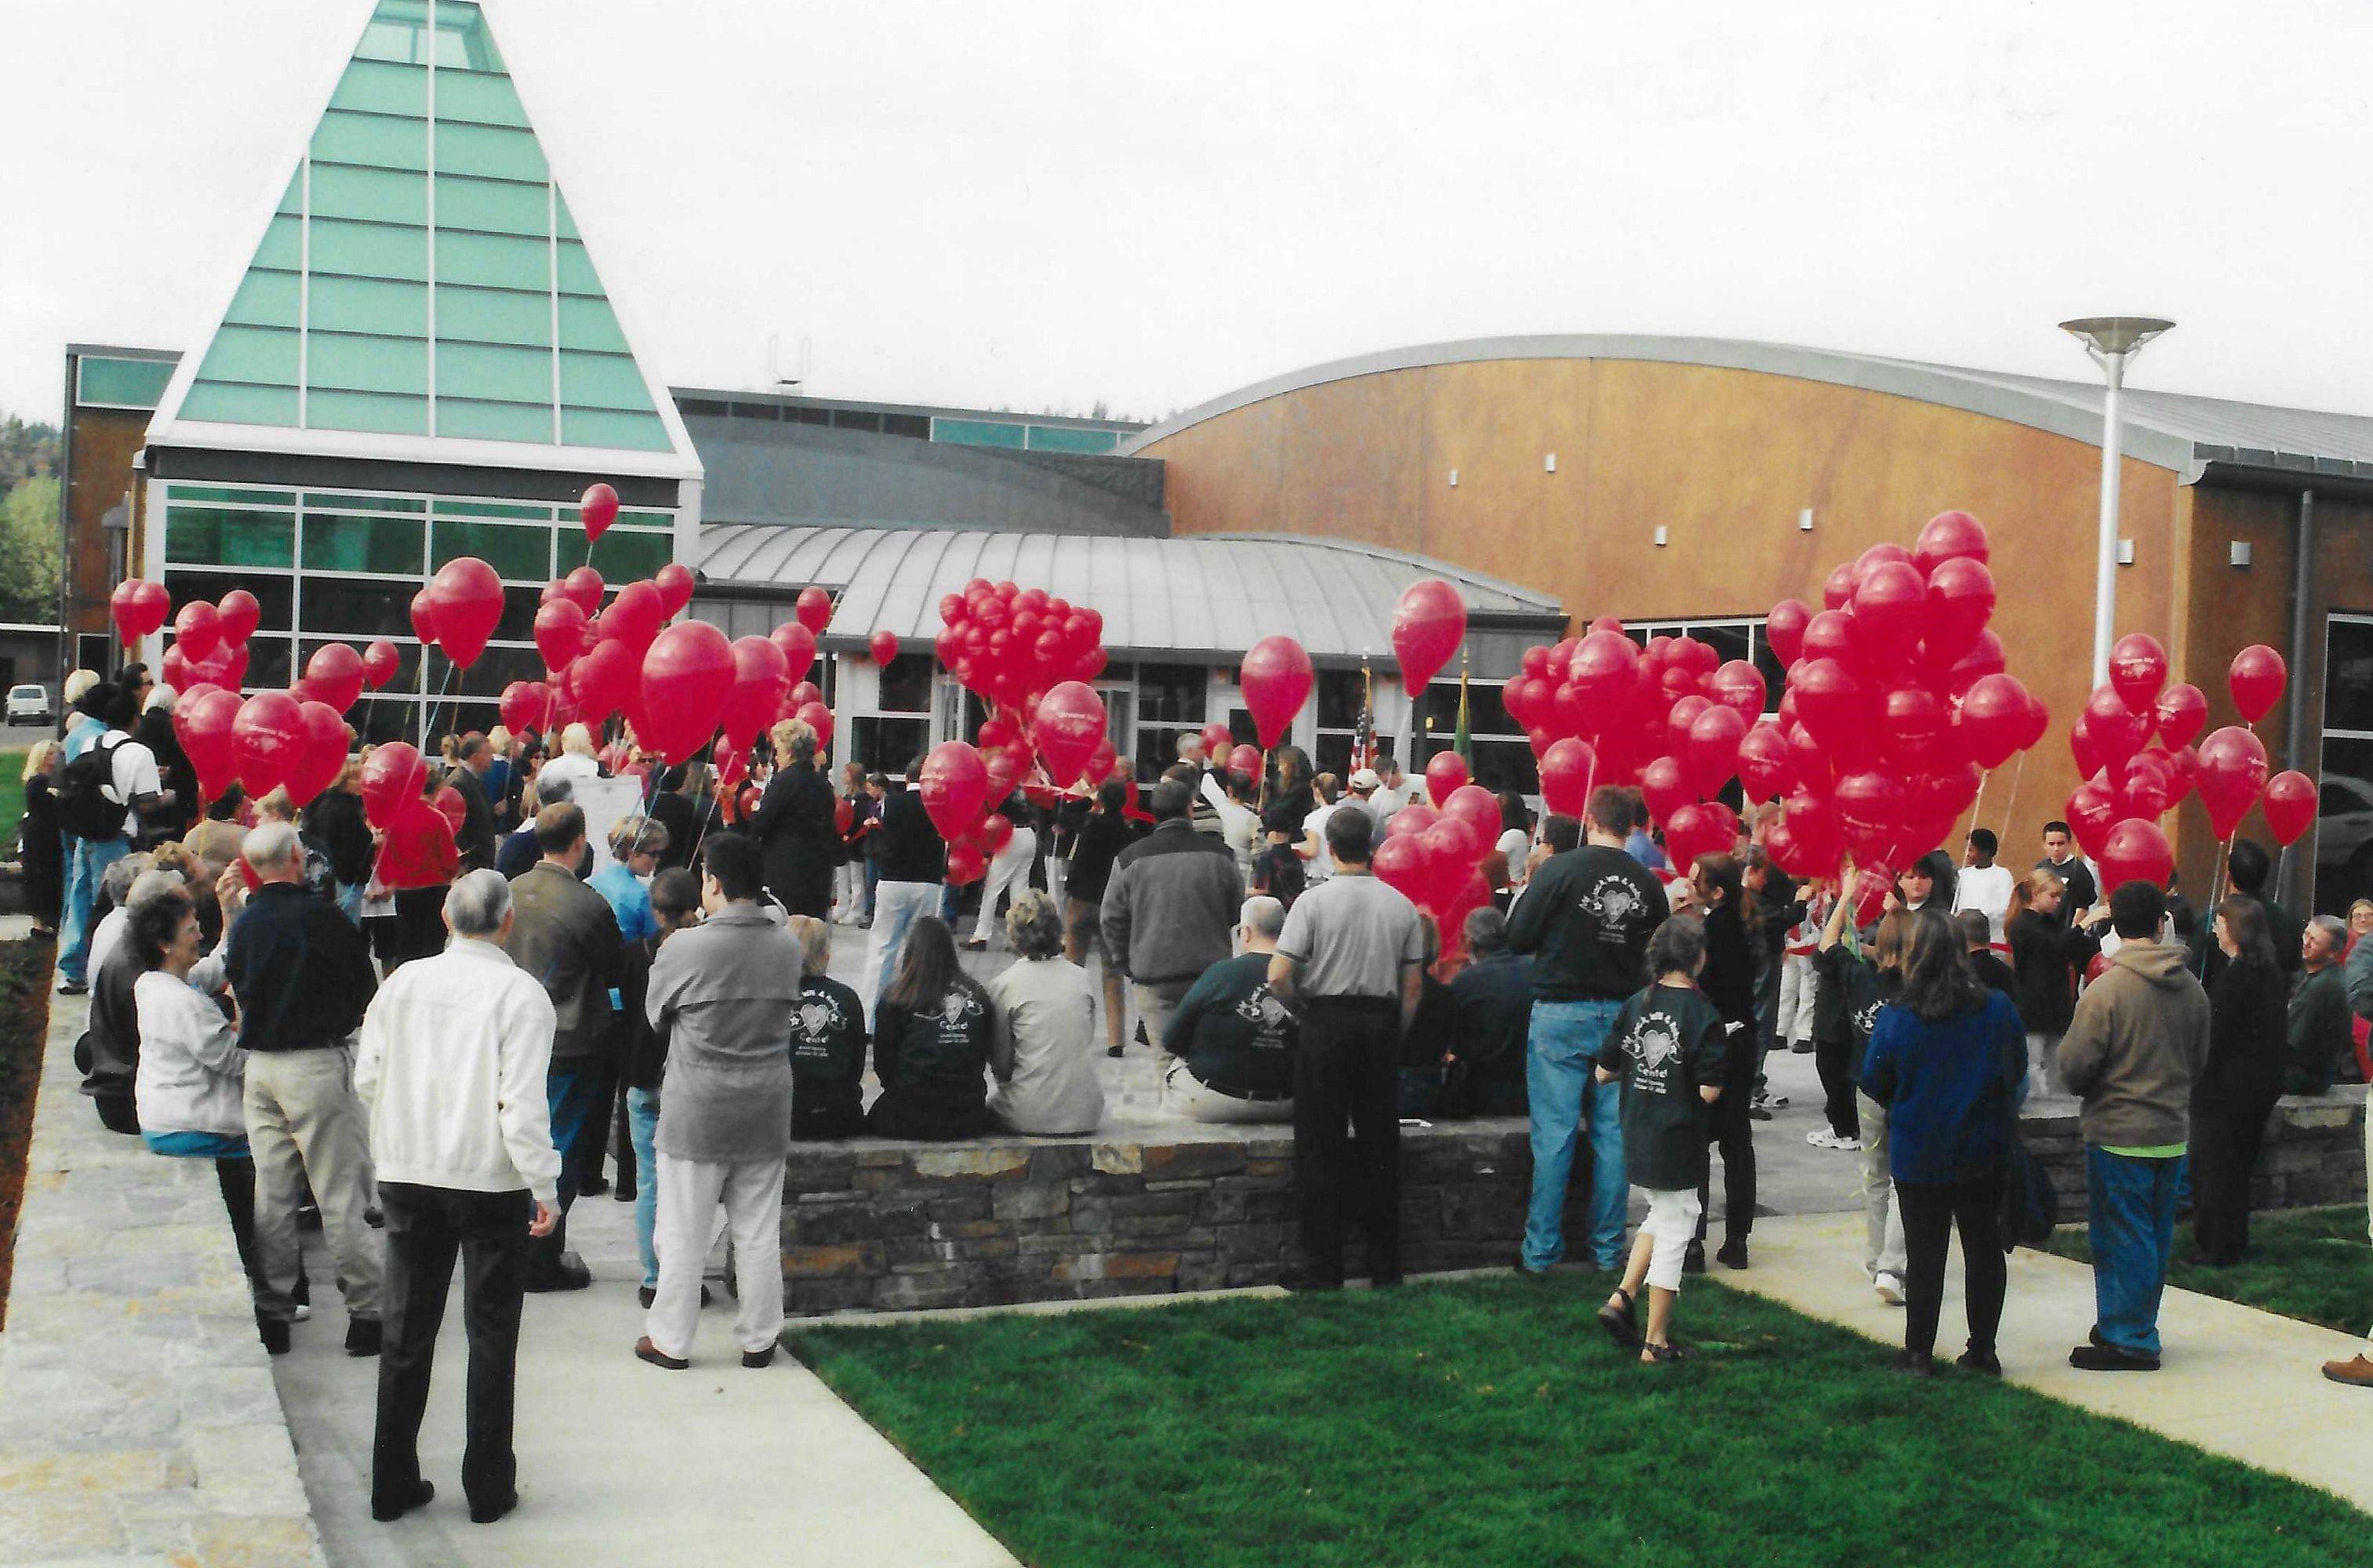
{"left": 445, "top": 731, "right": 500, "bottom": 873}
{"left": 1159, "top": 895, "right": 1299, "bottom": 1123}
{"left": 221, "top": 819, "right": 383, "bottom": 1355}
{"left": 2287, "top": 914, "right": 2351, "bottom": 1097}
{"left": 1103, "top": 776, "right": 1244, "bottom": 1058}
{"left": 354, "top": 869, "right": 560, "bottom": 1525}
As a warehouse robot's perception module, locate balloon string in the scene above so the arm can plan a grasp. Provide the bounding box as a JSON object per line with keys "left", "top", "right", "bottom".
{"left": 1960, "top": 767, "right": 1991, "bottom": 851}
{"left": 1998, "top": 751, "right": 2028, "bottom": 851}
{"left": 424, "top": 659, "right": 460, "bottom": 752}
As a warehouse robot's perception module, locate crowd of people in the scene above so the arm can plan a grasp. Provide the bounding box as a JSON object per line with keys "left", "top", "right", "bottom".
{"left": 17, "top": 659, "right": 2373, "bottom": 1520}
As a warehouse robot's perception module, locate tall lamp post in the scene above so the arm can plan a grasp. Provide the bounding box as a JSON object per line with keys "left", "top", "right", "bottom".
{"left": 2060, "top": 317, "right": 2175, "bottom": 688}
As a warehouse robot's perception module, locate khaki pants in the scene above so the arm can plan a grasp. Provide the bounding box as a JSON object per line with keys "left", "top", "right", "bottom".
{"left": 246, "top": 1047, "right": 382, "bottom": 1324}
{"left": 1161, "top": 1058, "right": 1293, "bottom": 1124}
{"left": 645, "top": 1152, "right": 785, "bottom": 1361}
{"left": 1855, "top": 1090, "right": 1906, "bottom": 1279}
{"left": 1133, "top": 981, "right": 1192, "bottom": 1060}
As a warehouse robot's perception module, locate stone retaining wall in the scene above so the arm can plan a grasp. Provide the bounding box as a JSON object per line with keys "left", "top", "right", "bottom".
{"left": 0, "top": 992, "right": 328, "bottom": 1568}
{"left": 2021, "top": 1086, "right": 2368, "bottom": 1214}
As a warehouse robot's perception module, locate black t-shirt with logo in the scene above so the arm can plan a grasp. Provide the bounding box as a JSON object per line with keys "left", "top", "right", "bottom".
{"left": 875, "top": 981, "right": 993, "bottom": 1112}
{"left": 787, "top": 974, "right": 869, "bottom": 1127}
{"left": 1162, "top": 953, "right": 1298, "bottom": 1097}
{"left": 1506, "top": 844, "right": 1670, "bottom": 1001}
{"left": 1595, "top": 982, "right": 1729, "bottom": 1190}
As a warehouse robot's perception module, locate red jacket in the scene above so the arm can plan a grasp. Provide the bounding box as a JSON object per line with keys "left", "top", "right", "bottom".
{"left": 376, "top": 797, "right": 460, "bottom": 891}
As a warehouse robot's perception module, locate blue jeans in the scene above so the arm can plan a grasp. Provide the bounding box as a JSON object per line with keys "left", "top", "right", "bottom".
{"left": 59, "top": 836, "right": 129, "bottom": 984}
{"left": 627, "top": 1087, "right": 660, "bottom": 1290}
{"left": 864, "top": 880, "right": 943, "bottom": 1008}
{"left": 2087, "top": 1146, "right": 2185, "bottom": 1358}
{"left": 1523, "top": 998, "right": 1627, "bottom": 1270}
{"left": 546, "top": 1065, "right": 596, "bottom": 1214}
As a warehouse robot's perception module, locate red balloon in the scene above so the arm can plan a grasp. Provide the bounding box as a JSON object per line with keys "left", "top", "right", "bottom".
{"left": 1706, "top": 660, "right": 1767, "bottom": 720}
{"left": 362, "top": 638, "right": 401, "bottom": 691}
{"left": 1792, "top": 658, "right": 1871, "bottom": 752}
{"left": 1821, "top": 563, "right": 1857, "bottom": 612}
{"left": 571, "top": 638, "right": 640, "bottom": 723}
{"left": 2113, "top": 754, "right": 2174, "bottom": 822}
{"left": 795, "top": 586, "right": 834, "bottom": 636}
{"left": 2197, "top": 725, "right": 2271, "bottom": 839}
{"left": 787, "top": 681, "right": 823, "bottom": 713}
{"left": 1240, "top": 636, "right": 1314, "bottom": 750}
{"left": 598, "top": 580, "right": 665, "bottom": 654}
{"left": 1538, "top": 738, "right": 1598, "bottom": 821}
{"left": 2066, "top": 782, "right": 2119, "bottom": 861}
{"left": 979, "top": 812, "right": 1016, "bottom": 856}
{"left": 1372, "top": 833, "right": 1433, "bottom": 906}
{"left": 1957, "top": 673, "right": 2030, "bottom": 770}
{"left": 498, "top": 680, "right": 549, "bottom": 737}
{"left": 2083, "top": 686, "right": 2149, "bottom": 778}
{"left": 1390, "top": 578, "right": 1467, "bottom": 696}
{"left": 1424, "top": 750, "right": 1470, "bottom": 804}
{"left": 535, "top": 600, "right": 590, "bottom": 673}
{"left": 111, "top": 579, "right": 171, "bottom": 646}
{"left": 2069, "top": 710, "right": 2102, "bottom": 782}
{"left": 2153, "top": 683, "right": 2208, "bottom": 750}
{"left": 1034, "top": 681, "right": 1109, "bottom": 787}
{"left": 426, "top": 557, "right": 503, "bottom": 669}
{"left": 920, "top": 742, "right": 990, "bottom": 840}
{"left": 2097, "top": 818, "right": 2175, "bottom": 895}
{"left": 408, "top": 586, "right": 439, "bottom": 647}
{"left": 1737, "top": 720, "right": 1793, "bottom": 801}
{"left": 2263, "top": 770, "right": 2316, "bottom": 847}
{"left": 1800, "top": 610, "right": 1860, "bottom": 672}
{"left": 231, "top": 691, "right": 305, "bottom": 800}
{"left": 945, "top": 842, "right": 988, "bottom": 886}
{"left": 1685, "top": 703, "right": 1748, "bottom": 799}
{"left": 216, "top": 589, "right": 261, "bottom": 646}
{"left": 579, "top": 483, "right": 620, "bottom": 544}
{"left": 760, "top": 620, "right": 815, "bottom": 688}
{"left": 1832, "top": 770, "right": 1906, "bottom": 862}
{"left": 360, "top": 742, "right": 429, "bottom": 830}
{"left": 175, "top": 601, "right": 224, "bottom": 662}
{"left": 1442, "top": 783, "right": 1501, "bottom": 848}
{"left": 1665, "top": 695, "right": 1712, "bottom": 759}
{"left": 1198, "top": 722, "right": 1233, "bottom": 760}
{"left": 1880, "top": 682, "right": 1946, "bottom": 771}
{"left": 638, "top": 620, "right": 736, "bottom": 764}
{"left": 1641, "top": 754, "right": 1694, "bottom": 825}
{"left": 177, "top": 688, "right": 244, "bottom": 804}
{"left": 868, "top": 629, "right": 901, "bottom": 666}
{"left": 1388, "top": 803, "right": 1440, "bottom": 840}
{"left": 1227, "top": 742, "right": 1261, "bottom": 778}
{"left": 2229, "top": 644, "right": 2286, "bottom": 726}
{"left": 1913, "top": 510, "right": 1990, "bottom": 575}
{"left": 303, "top": 643, "right": 365, "bottom": 715}
{"left": 653, "top": 563, "right": 695, "bottom": 618}
{"left": 2108, "top": 633, "right": 2169, "bottom": 713}
{"left": 282, "top": 701, "right": 348, "bottom": 808}
{"left": 561, "top": 566, "right": 605, "bottom": 617}
{"left": 721, "top": 635, "right": 790, "bottom": 752}
{"left": 1945, "top": 630, "right": 2006, "bottom": 697}
{"left": 1764, "top": 599, "right": 1812, "bottom": 667}
{"left": 1921, "top": 557, "right": 1995, "bottom": 666}
{"left": 1851, "top": 561, "right": 1928, "bottom": 664}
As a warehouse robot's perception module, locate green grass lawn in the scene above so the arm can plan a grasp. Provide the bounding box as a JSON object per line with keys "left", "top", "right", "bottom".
{"left": 0, "top": 750, "right": 24, "bottom": 851}
{"left": 2045, "top": 1204, "right": 2371, "bottom": 1338}
{"left": 793, "top": 1275, "right": 2368, "bottom": 1567}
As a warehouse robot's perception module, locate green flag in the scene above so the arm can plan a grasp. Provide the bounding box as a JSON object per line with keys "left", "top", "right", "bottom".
{"left": 1454, "top": 660, "right": 1473, "bottom": 765}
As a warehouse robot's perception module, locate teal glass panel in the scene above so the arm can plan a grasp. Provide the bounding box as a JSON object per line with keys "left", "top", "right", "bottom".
{"left": 558, "top": 352, "right": 652, "bottom": 412}
{"left": 76, "top": 357, "right": 175, "bottom": 409}
{"left": 277, "top": 167, "right": 303, "bottom": 215}
{"left": 223, "top": 270, "right": 301, "bottom": 328}
{"left": 310, "top": 218, "right": 427, "bottom": 281}
{"left": 562, "top": 407, "right": 672, "bottom": 451}
{"left": 181, "top": 383, "right": 300, "bottom": 426}
{"left": 616, "top": 510, "right": 672, "bottom": 530}
{"left": 309, "top": 275, "right": 427, "bottom": 337}
{"left": 553, "top": 188, "right": 580, "bottom": 240}
{"left": 554, "top": 241, "right": 601, "bottom": 296}
{"left": 438, "top": 397, "right": 551, "bottom": 444}
{"left": 436, "top": 230, "right": 547, "bottom": 290}
{"left": 934, "top": 418, "right": 1026, "bottom": 448}
{"left": 311, "top": 109, "right": 427, "bottom": 172}
{"left": 436, "top": 339, "right": 550, "bottom": 401}
{"left": 431, "top": 519, "right": 551, "bottom": 580}
{"left": 255, "top": 214, "right": 303, "bottom": 270}
{"left": 557, "top": 296, "right": 626, "bottom": 353}
{"left": 438, "top": 285, "right": 550, "bottom": 347}
{"left": 308, "top": 388, "right": 430, "bottom": 435}
{"left": 301, "top": 488, "right": 422, "bottom": 514}
{"left": 355, "top": 0, "right": 434, "bottom": 65}
{"left": 437, "top": 499, "right": 551, "bottom": 521}
{"left": 198, "top": 325, "right": 299, "bottom": 387}
{"left": 329, "top": 58, "right": 427, "bottom": 116}
{"left": 434, "top": 175, "right": 547, "bottom": 237}
{"left": 434, "top": 68, "right": 527, "bottom": 127}
{"left": 167, "top": 485, "right": 297, "bottom": 507}
{"left": 303, "top": 510, "right": 425, "bottom": 574}
{"left": 309, "top": 332, "right": 427, "bottom": 396}
{"left": 435, "top": 122, "right": 544, "bottom": 182}
{"left": 590, "top": 528, "right": 673, "bottom": 579}
{"left": 432, "top": 2, "right": 507, "bottom": 72}
{"left": 311, "top": 162, "right": 427, "bottom": 226}
{"left": 1026, "top": 425, "right": 1121, "bottom": 454}
{"left": 165, "top": 506, "right": 296, "bottom": 567}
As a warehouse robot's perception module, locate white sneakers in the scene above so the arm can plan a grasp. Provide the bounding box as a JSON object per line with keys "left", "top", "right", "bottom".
{"left": 1874, "top": 1272, "right": 1906, "bottom": 1306}
{"left": 1805, "top": 1128, "right": 1862, "bottom": 1152}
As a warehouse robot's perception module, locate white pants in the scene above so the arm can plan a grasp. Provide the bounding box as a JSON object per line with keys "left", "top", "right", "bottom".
{"left": 1777, "top": 953, "right": 1819, "bottom": 1044}
{"left": 864, "top": 880, "right": 945, "bottom": 1007}
{"left": 835, "top": 860, "right": 867, "bottom": 921}
{"left": 1639, "top": 1187, "right": 1703, "bottom": 1291}
{"left": 2026, "top": 1030, "right": 2062, "bottom": 1098}
{"left": 645, "top": 1152, "right": 786, "bottom": 1359}
{"left": 1855, "top": 1091, "right": 1907, "bottom": 1277}
{"left": 1161, "top": 1059, "right": 1293, "bottom": 1123}
{"left": 971, "top": 827, "right": 1039, "bottom": 942}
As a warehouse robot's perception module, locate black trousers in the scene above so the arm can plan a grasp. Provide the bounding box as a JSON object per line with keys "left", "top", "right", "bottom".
{"left": 214, "top": 1156, "right": 265, "bottom": 1298}
{"left": 1291, "top": 996, "right": 1404, "bottom": 1284}
{"left": 1692, "top": 1076, "right": 1757, "bottom": 1249}
{"left": 573, "top": 1055, "right": 620, "bottom": 1192}
{"left": 1896, "top": 1174, "right": 2005, "bottom": 1359}
{"left": 373, "top": 1182, "right": 531, "bottom": 1518}
{"left": 371, "top": 887, "right": 449, "bottom": 972}
{"left": 2189, "top": 1097, "right": 2277, "bottom": 1264}
{"left": 1813, "top": 1035, "right": 1862, "bottom": 1140}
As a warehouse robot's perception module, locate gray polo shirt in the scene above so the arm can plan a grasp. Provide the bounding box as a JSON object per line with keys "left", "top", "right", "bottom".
{"left": 1275, "top": 873, "right": 1426, "bottom": 1000}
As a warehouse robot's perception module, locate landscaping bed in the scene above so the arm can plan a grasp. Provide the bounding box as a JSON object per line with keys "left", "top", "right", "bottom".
{"left": 0, "top": 936, "right": 53, "bottom": 1327}
{"left": 2045, "top": 1205, "right": 2371, "bottom": 1338}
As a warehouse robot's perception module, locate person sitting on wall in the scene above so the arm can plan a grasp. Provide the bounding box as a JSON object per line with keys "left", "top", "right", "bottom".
{"left": 1160, "top": 895, "right": 1299, "bottom": 1124}
{"left": 1437, "top": 906, "right": 1533, "bottom": 1117}
{"left": 782, "top": 913, "right": 869, "bottom": 1141}
{"left": 985, "top": 892, "right": 1105, "bottom": 1136}
{"left": 866, "top": 916, "right": 994, "bottom": 1141}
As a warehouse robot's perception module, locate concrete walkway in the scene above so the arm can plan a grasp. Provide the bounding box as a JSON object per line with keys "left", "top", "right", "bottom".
{"left": 1721, "top": 1210, "right": 2373, "bottom": 1510}
{"left": 273, "top": 1189, "right": 1019, "bottom": 1568}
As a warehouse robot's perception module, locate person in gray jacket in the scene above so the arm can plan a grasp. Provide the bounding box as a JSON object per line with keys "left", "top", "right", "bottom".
{"left": 635, "top": 833, "right": 803, "bottom": 1372}
{"left": 1101, "top": 777, "right": 1245, "bottom": 1058}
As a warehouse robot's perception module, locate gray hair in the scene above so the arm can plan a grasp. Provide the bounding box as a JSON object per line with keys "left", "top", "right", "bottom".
{"left": 125, "top": 867, "right": 186, "bottom": 906}
{"left": 1005, "top": 891, "right": 1065, "bottom": 960}
{"left": 144, "top": 684, "right": 176, "bottom": 713}
{"left": 443, "top": 869, "right": 513, "bottom": 938}
{"left": 241, "top": 821, "right": 303, "bottom": 873}
{"left": 101, "top": 852, "right": 154, "bottom": 906}
{"left": 2309, "top": 913, "right": 2349, "bottom": 953}
{"left": 1464, "top": 905, "right": 1510, "bottom": 956}
{"left": 1239, "top": 895, "right": 1285, "bottom": 941}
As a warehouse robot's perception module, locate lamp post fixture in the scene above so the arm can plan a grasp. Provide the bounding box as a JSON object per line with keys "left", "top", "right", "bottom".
{"left": 2060, "top": 316, "right": 2175, "bottom": 688}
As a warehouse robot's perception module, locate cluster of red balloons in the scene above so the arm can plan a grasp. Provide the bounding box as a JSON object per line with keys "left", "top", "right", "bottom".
{"left": 935, "top": 578, "right": 1107, "bottom": 710}
{"left": 108, "top": 579, "right": 171, "bottom": 648}
{"left": 1372, "top": 754, "right": 1504, "bottom": 960}
{"left": 157, "top": 589, "right": 263, "bottom": 692}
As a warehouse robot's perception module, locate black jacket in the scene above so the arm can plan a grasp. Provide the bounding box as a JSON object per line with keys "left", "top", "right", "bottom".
{"left": 876, "top": 787, "right": 946, "bottom": 884}
{"left": 444, "top": 764, "right": 498, "bottom": 872}
{"left": 2007, "top": 909, "right": 2098, "bottom": 1035}
{"left": 746, "top": 764, "right": 838, "bottom": 914}
{"left": 1506, "top": 844, "right": 1668, "bottom": 1002}
{"left": 1065, "top": 811, "right": 1137, "bottom": 906}
{"left": 1446, "top": 951, "right": 1533, "bottom": 1086}
{"left": 2286, "top": 962, "right": 2349, "bottom": 1096}
{"left": 220, "top": 882, "right": 378, "bottom": 1051}
{"left": 303, "top": 788, "right": 375, "bottom": 887}
{"left": 2198, "top": 955, "right": 2288, "bottom": 1110}
{"left": 649, "top": 789, "right": 698, "bottom": 872}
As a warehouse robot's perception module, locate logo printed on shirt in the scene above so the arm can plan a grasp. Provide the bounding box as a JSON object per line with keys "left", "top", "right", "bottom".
{"left": 1230, "top": 983, "right": 1293, "bottom": 1050}
{"left": 1853, "top": 999, "right": 1884, "bottom": 1040}
{"left": 790, "top": 992, "right": 849, "bottom": 1063}
{"left": 1578, "top": 873, "right": 1649, "bottom": 942}
{"left": 1621, "top": 1011, "right": 1683, "bottom": 1094}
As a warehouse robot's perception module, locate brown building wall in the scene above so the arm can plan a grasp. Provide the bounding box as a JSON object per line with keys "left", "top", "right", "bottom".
{"left": 1142, "top": 356, "right": 2201, "bottom": 877}
{"left": 61, "top": 405, "right": 153, "bottom": 645}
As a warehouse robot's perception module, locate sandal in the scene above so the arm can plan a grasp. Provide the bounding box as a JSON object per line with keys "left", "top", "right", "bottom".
{"left": 1639, "top": 1340, "right": 1689, "bottom": 1366}
{"left": 1596, "top": 1289, "right": 1642, "bottom": 1351}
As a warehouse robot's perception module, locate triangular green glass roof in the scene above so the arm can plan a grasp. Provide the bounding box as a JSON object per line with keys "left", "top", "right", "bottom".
{"left": 169, "top": 0, "right": 681, "bottom": 458}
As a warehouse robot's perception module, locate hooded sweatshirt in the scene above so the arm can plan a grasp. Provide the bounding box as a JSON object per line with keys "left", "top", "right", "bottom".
{"left": 2054, "top": 940, "right": 2212, "bottom": 1150}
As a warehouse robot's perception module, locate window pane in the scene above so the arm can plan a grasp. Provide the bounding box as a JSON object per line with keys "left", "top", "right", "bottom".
{"left": 440, "top": 284, "right": 551, "bottom": 347}
{"left": 198, "top": 325, "right": 300, "bottom": 387}
{"left": 436, "top": 174, "right": 548, "bottom": 237}
{"left": 438, "top": 230, "right": 548, "bottom": 291}
{"left": 1135, "top": 662, "right": 1202, "bottom": 725}
{"left": 297, "top": 577, "right": 414, "bottom": 639}
{"left": 180, "top": 383, "right": 299, "bottom": 426}
{"left": 559, "top": 351, "right": 653, "bottom": 412}
{"left": 558, "top": 296, "right": 627, "bottom": 353}
{"left": 309, "top": 389, "right": 430, "bottom": 436}
{"left": 312, "top": 108, "right": 427, "bottom": 172}
{"left": 311, "top": 276, "right": 428, "bottom": 338}
{"left": 1316, "top": 670, "right": 1365, "bottom": 728}
{"left": 878, "top": 653, "right": 932, "bottom": 715}
{"left": 425, "top": 643, "right": 544, "bottom": 699}
{"left": 162, "top": 572, "right": 293, "bottom": 633}
{"left": 435, "top": 68, "right": 527, "bottom": 128}
{"left": 1314, "top": 733, "right": 1352, "bottom": 777}
{"left": 431, "top": 519, "right": 551, "bottom": 581}
{"left": 562, "top": 406, "right": 671, "bottom": 452}
{"left": 2314, "top": 736, "right": 2373, "bottom": 916}
{"left": 439, "top": 397, "right": 553, "bottom": 444}
{"left": 851, "top": 716, "right": 929, "bottom": 775}
{"left": 312, "top": 218, "right": 427, "bottom": 281}
{"left": 435, "top": 122, "right": 544, "bottom": 182}
{"left": 438, "top": 339, "right": 551, "bottom": 402}
{"left": 329, "top": 58, "right": 426, "bottom": 117}
{"left": 302, "top": 491, "right": 423, "bottom": 514}
{"left": 311, "top": 332, "right": 427, "bottom": 396}
{"left": 2325, "top": 619, "right": 2373, "bottom": 733}
{"left": 310, "top": 162, "right": 428, "bottom": 224}
{"left": 169, "top": 485, "right": 297, "bottom": 507}
{"left": 1415, "top": 681, "right": 1519, "bottom": 739}
{"left": 223, "top": 270, "right": 301, "bottom": 329}
{"left": 165, "top": 508, "right": 295, "bottom": 568}
{"left": 1694, "top": 622, "right": 1752, "bottom": 670}
{"left": 589, "top": 528, "right": 671, "bottom": 579}
{"left": 303, "top": 511, "right": 425, "bottom": 575}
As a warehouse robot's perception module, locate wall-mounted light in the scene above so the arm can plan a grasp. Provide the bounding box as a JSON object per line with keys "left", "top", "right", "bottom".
{"left": 1654, "top": 525, "right": 1670, "bottom": 547}
{"left": 1447, "top": 469, "right": 1458, "bottom": 488}
{"left": 2230, "top": 540, "right": 2253, "bottom": 568}
{"left": 1798, "top": 507, "right": 1815, "bottom": 532}
{"left": 1544, "top": 452, "right": 1557, "bottom": 473}
{"left": 2117, "top": 539, "right": 2135, "bottom": 566}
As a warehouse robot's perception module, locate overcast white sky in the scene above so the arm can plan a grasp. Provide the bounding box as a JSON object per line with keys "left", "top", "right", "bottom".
{"left": 9, "top": 0, "right": 2373, "bottom": 428}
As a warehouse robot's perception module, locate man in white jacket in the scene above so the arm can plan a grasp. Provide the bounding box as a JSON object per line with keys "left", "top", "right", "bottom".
{"left": 353, "top": 869, "right": 560, "bottom": 1527}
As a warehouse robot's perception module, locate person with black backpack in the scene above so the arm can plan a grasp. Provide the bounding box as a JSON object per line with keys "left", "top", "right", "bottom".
{"left": 55, "top": 682, "right": 168, "bottom": 996}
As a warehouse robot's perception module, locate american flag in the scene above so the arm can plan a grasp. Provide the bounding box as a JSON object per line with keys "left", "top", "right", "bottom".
{"left": 1351, "top": 659, "right": 1376, "bottom": 773}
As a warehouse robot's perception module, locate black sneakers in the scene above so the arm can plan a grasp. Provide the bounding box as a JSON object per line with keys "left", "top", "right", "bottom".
{"left": 345, "top": 1318, "right": 383, "bottom": 1358}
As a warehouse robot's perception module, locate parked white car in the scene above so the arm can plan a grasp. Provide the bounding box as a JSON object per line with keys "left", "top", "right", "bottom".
{"left": 5, "top": 684, "right": 50, "bottom": 724}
